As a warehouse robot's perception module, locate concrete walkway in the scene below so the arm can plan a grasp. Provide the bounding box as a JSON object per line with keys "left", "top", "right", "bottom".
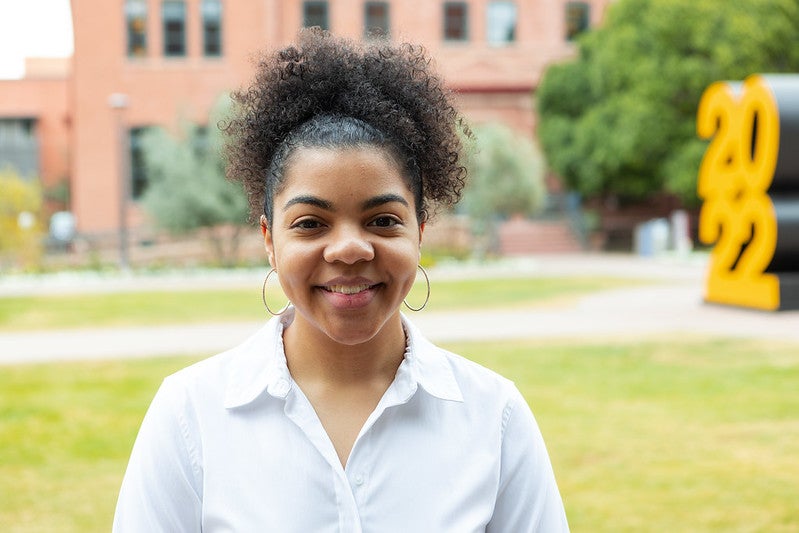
{"left": 1, "top": 254, "right": 797, "bottom": 365}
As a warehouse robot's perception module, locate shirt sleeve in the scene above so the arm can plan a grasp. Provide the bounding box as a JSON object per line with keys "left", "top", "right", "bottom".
{"left": 486, "top": 386, "right": 569, "bottom": 533}
{"left": 113, "top": 376, "right": 203, "bottom": 533}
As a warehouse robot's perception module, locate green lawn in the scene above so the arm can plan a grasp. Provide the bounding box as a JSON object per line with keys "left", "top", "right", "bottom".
{"left": 0, "top": 276, "right": 639, "bottom": 331}
{"left": 1, "top": 337, "right": 797, "bottom": 532}
{"left": 459, "top": 337, "right": 799, "bottom": 532}
{"left": 0, "top": 355, "right": 197, "bottom": 533}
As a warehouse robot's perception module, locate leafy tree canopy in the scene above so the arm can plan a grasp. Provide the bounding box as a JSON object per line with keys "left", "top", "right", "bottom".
{"left": 460, "top": 122, "right": 547, "bottom": 234}
{"left": 141, "top": 96, "right": 247, "bottom": 232}
{"left": 140, "top": 96, "right": 250, "bottom": 265}
{"left": 537, "top": 0, "right": 799, "bottom": 206}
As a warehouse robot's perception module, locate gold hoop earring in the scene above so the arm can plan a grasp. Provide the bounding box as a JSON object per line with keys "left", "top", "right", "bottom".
{"left": 262, "top": 268, "right": 290, "bottom": 316}
{"left": 403, "top": 264, "right": 430, "bottom": 312}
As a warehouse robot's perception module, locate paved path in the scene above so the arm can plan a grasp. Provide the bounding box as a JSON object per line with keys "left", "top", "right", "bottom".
{"left": 1, "top": 254, "right": 797, "bottom": 364}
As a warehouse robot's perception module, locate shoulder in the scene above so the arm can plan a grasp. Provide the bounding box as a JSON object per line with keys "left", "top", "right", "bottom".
{"left": 426, "top": 342, "right": 527, "bottom": 421}
{"left": 160, "top": 342, "right": 240, "bottom": 398}
{"left": 158, "top": 318, "right": 282, "bottom": 409}
{"left": 404, "top": 315, "right": 521, "bottom": 409}
{"left": 440, "top": 347, "right": 532, "bottom": 421}
{"left": 438, "top": 347, "right": 515, "bottom": 394}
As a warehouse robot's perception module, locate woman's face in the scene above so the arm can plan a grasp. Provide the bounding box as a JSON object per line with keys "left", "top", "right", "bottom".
{"left": 263, "top": 145, "right": 423, "bottom": 346}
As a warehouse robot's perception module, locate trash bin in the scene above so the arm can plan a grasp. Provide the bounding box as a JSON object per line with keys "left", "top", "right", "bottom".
{"left": 634, "top": 218, "right": 669, "bottom": 256}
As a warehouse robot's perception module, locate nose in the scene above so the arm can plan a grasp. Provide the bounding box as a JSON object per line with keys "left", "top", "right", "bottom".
{"left": 323, "top": 224, "right": 375, "bottom": 264}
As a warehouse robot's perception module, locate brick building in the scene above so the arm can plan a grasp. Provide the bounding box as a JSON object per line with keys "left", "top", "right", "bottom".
{"left": 0, "top": 58, "right": 70, "bottom": 191}
{"left": 0, "top": 0, "right": 610, "bottom": 240}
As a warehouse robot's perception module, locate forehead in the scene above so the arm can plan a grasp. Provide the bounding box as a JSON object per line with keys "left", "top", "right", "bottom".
{"left": 279, "top": 145, "right": 412, "bottom": 198}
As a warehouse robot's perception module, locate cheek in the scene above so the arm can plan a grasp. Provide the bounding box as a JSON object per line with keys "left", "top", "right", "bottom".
{"left": 386, "top": 241, "right": 422, "bottom": 273}
{"left": 274, "top": 240, "right": 318, "bottom": 273}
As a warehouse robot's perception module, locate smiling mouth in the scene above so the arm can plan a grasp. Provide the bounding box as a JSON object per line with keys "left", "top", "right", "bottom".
{"left": 322, "top": 284, "right": 378, "bottom": 295}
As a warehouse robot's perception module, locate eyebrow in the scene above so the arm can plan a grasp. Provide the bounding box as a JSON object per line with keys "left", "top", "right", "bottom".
{"left": 282, "top": 195, "right": 333, "bottom": 211}
{"left": 283, "top": 193, "right": 409, "bottom": 212}
{"left": 361, "top": 193, "right": 410, "bottom": 211}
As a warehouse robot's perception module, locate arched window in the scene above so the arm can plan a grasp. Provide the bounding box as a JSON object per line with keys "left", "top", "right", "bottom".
{"left": 443, "top": 2, "right": 469, "bottom": 42}
{"left": 125, "top": 0, "right": 147, "bottom": 57}
{"left": 364, "top": 2, "right": 390, "bottom": 39}
{"left": 566, "top": 1, "right": 590, "bottom": 41}
{"left": 162, "top": 1, "right": 186, "bottom": 57}
{"left": 202, "top": 0, "right": 223, "bottom": 56}
{"left": 487, "top": 1, "right": 517, "bottom": 45}
{"left": 303, "top": 1, "right": 329, "bottom": 30}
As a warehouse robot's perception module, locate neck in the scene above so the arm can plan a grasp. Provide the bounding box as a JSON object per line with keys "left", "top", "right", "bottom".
{"left": 282, "top": 312, "right": 406, "bottom": 388}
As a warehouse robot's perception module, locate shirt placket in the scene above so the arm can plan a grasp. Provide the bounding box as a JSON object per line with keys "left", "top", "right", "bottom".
{"left": 282, "top": 385, "right": 364, "bottom": 532}
{"left": 279, "top": 359, "right": 418, "bottom": 532}
{"left": 343, "top": 368, "right": 418, "bottom": 530}
{"left": 343, "top": 429, "right": 372, "bottom": 522}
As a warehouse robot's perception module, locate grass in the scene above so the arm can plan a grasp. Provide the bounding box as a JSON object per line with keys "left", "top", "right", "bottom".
{"left": 1, "top": 338, "right": 798, "bottom": 532}
{"left": 458, "top": 337, "right": 799, "bottom": 532}
{"left": 0, "top": 276, "right": 639, "bottom": 331}
{"left": 0, "top": 355, "right": 199, "bottom": 533}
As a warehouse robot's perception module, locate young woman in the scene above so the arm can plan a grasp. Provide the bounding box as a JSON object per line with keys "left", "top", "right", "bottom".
{"left": 113, "top": 29, "right": 568, "bottom": 532}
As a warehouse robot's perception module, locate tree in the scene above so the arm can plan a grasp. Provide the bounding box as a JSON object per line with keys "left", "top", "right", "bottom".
{"left": 537, "top": 0, "right": 799, "bottom": 206}
{"left": 460, "top": 122, "right": 547, "bottom": 253}
{"left": 0, "top": 168, "right": 43, "bottom": 270}
{"left": 140, "top": 96, "right": 249, "bottom": 266}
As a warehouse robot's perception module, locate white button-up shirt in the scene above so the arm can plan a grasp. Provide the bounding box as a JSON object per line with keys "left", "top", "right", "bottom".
{"left": 113, "top": 311, "right": 568, "bottom": 532}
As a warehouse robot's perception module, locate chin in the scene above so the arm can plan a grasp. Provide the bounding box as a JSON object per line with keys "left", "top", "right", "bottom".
{"left": 323, "top": 321, "right": 385, "bottom": 346}
{"left": 324, "top": 311, "right": 402, "bottom": 346}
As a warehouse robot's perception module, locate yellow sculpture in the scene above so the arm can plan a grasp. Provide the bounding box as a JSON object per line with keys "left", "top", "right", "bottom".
{"left": 697, "top": 75, "right": 799, "bottom": 311}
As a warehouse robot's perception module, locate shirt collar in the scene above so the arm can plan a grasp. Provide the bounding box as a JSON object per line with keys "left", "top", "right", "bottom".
{"left": 400, "top": 313, "right": 463, "bottom": 402}
{"left": 223, "top": 310, "right": 294, "bottom": 409}
{"left": 223, "top": 309, "right": 463, "bottom": 409}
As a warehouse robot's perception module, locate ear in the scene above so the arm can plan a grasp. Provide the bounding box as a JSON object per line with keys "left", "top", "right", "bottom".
{"left": 260, "top": 215, "right": 276, "bottom": 268}
{"left": 260, "top": 214, "right": 268, "bottom": 236}
{"left": 418, "top": 222, "right": 425, "bottom": 258}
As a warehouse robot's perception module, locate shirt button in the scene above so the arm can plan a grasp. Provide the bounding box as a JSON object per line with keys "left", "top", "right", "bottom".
{"left": 354, "top": 474, "right": 365, "bottom": 486}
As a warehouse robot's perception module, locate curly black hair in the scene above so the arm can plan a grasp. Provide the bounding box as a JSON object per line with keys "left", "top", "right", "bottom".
{"left": 224, "top": 28, "right": 470, "bottom": 226}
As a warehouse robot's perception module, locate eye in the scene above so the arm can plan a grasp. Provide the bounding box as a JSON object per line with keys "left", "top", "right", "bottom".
{"left": 369, "top": 215, "right": 402, "bottom": 228}
{"left": 291, "top": 218, "right": 324, "bottom": 230}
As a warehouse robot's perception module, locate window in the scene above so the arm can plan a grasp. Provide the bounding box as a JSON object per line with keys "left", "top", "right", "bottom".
{"left": 125, "top": 0, "right": 147, "bottom": 57}
{"left": 0, "top": 119, "right": 38, "bottom": 178}
{"left": 487, "top": 1, "right": 516, "bottom": 45}
{"left": 443, "top": 2, "right": 468, "bottom": 41}
{"left": 162, "top": 1, "right": 186, "bottom": 57}
{"left": 364, "top": 2, "right": 389, "bottom": 38}
{"left": 129, "top": 127, "right": 149, "bottom": 199}
{"left": 202, "top": 0, "right": 223, "bottom": 56}
{"left": 0, "top": 118, "right": 35, "bottom": 147}
{"left": 303, "top": 1, "right": 329, "bottom": 30}
{"left": 565, "top": 1, "right": 590, "bottom": 41}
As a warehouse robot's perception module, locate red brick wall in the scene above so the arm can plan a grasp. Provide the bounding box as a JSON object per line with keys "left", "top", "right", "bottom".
{"left": 45, "top": 0, "right": 612, "bottom": 234}
{"left": 0, "top": 77, "right": 70, "bottom": 189}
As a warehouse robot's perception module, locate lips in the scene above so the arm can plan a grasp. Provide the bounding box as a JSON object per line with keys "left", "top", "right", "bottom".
{"left": 323, "top": 284, "right": 375, "bottom": 295}
{"left": 318, "top": 278, "right": 381, "bottom": 309}
{"left": 319, "top": 277, "right": 379, "bottom": 292}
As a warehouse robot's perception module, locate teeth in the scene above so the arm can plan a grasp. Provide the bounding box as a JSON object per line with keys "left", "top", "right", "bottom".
{"left": 325, "top": 284, "right": 371, "bottom": 295}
